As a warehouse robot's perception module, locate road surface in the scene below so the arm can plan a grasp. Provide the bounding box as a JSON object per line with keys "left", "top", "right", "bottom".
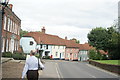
{"left": 40, "top": 60, "right": 119, "bottom": 79}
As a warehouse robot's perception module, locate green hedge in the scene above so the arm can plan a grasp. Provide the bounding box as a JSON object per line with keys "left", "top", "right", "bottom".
{"left": 89, "top": 49, "right": 108, "bottom": 60}
{"left": 2, "top": 52, "right": 12, "bottom": 58}
{"left": 43, "top": 56, "right": 50, "bottom": 59}
{"left": 35, "top": 53, "right": 39, "bottom": 58}
{"left": 13, "top": 52, "right": 26, "bottom": 60}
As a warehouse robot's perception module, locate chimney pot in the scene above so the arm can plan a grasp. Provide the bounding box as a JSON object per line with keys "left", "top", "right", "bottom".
{"left": 41, "top": 26, "right": 46, "bottom": 33}
{"left": 65, "top": 36, "right": 67, "bottom": 40}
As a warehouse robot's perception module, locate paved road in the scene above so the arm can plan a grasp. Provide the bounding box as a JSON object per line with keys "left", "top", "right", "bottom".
{"left": 1, "top": 59, "right": 119, "bottom": 80}
{"left": 40, "top": 60, "right": 119, "bottom": 79}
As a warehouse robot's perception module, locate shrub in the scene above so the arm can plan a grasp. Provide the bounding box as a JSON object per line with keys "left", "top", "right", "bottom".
{"left": 35, "top": 53, "right": 39, "bottom": 58}
{"left": 13, "top": 52, "right": 26, "bottom": 60}
{"left": 89, "top": 49, "right": 108, "bottom": 60}
{"left": 2, "top": 52, "right": 12, "bottom": 58}
{"left": 89, "top": 49, "right": 97, "bottom": 60}
{"left": 43, "top": 56, "right": 50, "bottom": 59}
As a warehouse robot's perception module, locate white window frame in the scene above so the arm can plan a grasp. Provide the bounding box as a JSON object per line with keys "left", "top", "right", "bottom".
{"left": 56, "top": 52, "right": 58, "bottom": 57}
{"left": 7, "top": 18, "right": 10, "bottom": 31}
{"left": 6, "top": 39, "right": 8, "bottom": 52}
{"left": 2, "top": 38, "right": 5, "bottom": 52}
{"left": 4, "top": 16, "right": 7, "bottom": 30}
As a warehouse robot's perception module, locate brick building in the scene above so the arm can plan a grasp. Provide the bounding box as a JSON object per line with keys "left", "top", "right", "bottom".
{"left": 0, "top": 4, "right": 21, "bottom": 53}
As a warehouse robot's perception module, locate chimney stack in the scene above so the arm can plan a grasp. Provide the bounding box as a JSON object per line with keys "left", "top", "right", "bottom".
{"left": 8, "top": 4, "right": 13, "bottom": 10}
{"left": 65, "top": 36, "right": 67, "bottom": 40}
{"left": 41, "top": 26, "right": 46, "bottom": 33}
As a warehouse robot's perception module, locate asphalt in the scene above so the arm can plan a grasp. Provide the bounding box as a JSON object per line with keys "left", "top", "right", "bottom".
{"left": 39, "top": 60, "right": 119, "bottom": 79}
{"left": 1, "top": 59, "right": 120, "bottom": 79}
{"left": 57, "top": 61, "right": 119, "bottom": 78}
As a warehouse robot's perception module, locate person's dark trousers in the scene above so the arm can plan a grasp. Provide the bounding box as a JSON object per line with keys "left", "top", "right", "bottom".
{"left": 27, "top": 70, "right": 39, "bottom": 80}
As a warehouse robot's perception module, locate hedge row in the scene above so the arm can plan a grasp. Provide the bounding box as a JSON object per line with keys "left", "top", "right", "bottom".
{"left": 89, "top": 49, "right": 108, "bottom": 60}
{"left": 2, "top": 52, "right": 27, "bottom": 60}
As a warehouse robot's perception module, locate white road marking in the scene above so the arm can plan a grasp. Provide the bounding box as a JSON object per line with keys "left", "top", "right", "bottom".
{"left": 39, "top": 70, "right": 43, "bottom": 78}
{"left": 55, "top": 63, "right": 60, "bottom": 79}
{"left": 88, "top": 74, "right": 96, "bottom": 78}
{"left": 55, "top": 63, "right": 64, "bottom": 80}
{"left": 86, "top": 64, "right": 119, "bottom": 77}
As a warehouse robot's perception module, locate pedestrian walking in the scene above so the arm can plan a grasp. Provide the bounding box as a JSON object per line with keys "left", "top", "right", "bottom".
{"left": 22, "top": 50, "right": 44, "bottom": 80}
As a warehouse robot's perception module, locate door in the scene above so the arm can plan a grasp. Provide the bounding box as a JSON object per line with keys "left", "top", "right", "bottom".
{"left": 60, "top": 53, "right": 62, "bottom": 59}
{"left": 70, "top": 53, "right": 72, "bottom": 60}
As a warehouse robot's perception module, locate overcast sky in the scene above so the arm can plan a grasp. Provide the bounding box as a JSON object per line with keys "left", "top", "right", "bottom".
{"left": 9, "top": 0, "right": 119, "bottom": 44}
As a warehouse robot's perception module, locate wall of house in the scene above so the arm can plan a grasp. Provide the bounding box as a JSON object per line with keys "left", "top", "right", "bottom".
{"left": 65, "top": 48, "right": 79, "bottom": 61}
{"left": 51, "top": 45, "right": 66, "bottom": 59}
{"left": 20, "top": 37, "right": 37, "bottom": 53}
{"left": 36, "top": 44, "right": 52, "bottom": 57}
{"left": 78, "top": 50, "right": 89, "bottom": 61}
{"left": 1, "top": 6, "right": 21, "bottom": 53}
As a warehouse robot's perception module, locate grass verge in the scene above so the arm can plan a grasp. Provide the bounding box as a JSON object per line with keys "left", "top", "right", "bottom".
{"left": 94, "top": 60, "right": 120, "bottom": 65}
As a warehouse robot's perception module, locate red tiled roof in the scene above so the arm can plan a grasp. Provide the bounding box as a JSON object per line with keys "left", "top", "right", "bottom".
{"left": 24, "top": 32, "right": 65, "bottom": 46}
{"left": 24, "top": 32, "right": 80, "bottom": 48}
{"left": 79, "top": 43, "right": 108, "bottom": 55}
{"left": 64, "top": 39, "right": 80, "bottom": 48}
{"left": 79, "top": 43, "right": 93, "bottom": 50}
{"left": 99, "top": 50, "right": 108, "bottom": 55}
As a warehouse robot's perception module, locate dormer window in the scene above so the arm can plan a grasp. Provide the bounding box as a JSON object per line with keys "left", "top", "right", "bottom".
{"left": 30, "top": 41, "right": 34, "bottom": 45}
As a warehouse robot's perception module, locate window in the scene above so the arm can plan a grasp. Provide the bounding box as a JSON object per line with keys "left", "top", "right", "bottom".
{"left": 4, "top": 16, "right": 7, "bottom": 30}
{"left": 40, "top": 44, "right": 42, "bottom": 48}
{"left": 74, "top": 54, "right": 77, "bottom": 58}
{"left": 10, "top": 20, "right": 12, "bottom": 32}
{"left": 6, "top": 39, "right": 8, "bottom": 52}
{"left": 30, "top": 41, "right": 34, "bottom": 45}
{"left": 15, "top": 24, "right": 18, "bottom": 34}
{"left": 62, "top": 53, "right": 64, "bottom": 57}
{"left": 46, "top": 45, "right": 48, "bottom": 49}
{"left": 67, "top": 53, "right": 69, "bottom": 57}
{"left": 18, "top": 25, "right": 20, "bottom": 35}
{"left": 7, "top": 18, "right": 10, "bottom": 31}
{"left": 2, "top": 38, "right": 5, "bottom": 52}
{"left": 56, "top": 52, "right": 58, "bottom": 57}
{"left": 9, "top": 19, "right": 11, "bottom": 32}
{"left": 13, "top": 22, "right": 15, "bottom": 33}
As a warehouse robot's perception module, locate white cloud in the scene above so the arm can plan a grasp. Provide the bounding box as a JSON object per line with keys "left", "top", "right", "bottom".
{"left": 9, "top": 0, "right": 119, "bottom": 44}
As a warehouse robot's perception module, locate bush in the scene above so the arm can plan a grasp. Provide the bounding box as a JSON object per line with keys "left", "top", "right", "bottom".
{"left": 89, "top": 49, "right": 108, "bottom": 60}
{"left": 2, "top": 52, "right": 12, "bottom": 58}
{"left": 13, "top": 52, "right": 26, "bottom": 60}
{"left": 43, "top": 56, "right": 50, "bottom": 59}
{"left": 35, "top": 53, "right": 39, "bottom": 58}
{"left": 89, "top": 49, "right": 97, "bottom": 60}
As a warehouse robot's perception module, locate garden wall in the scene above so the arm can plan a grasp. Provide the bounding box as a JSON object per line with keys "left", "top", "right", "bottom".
{"left": 89, "top": 60, "right": 120, "bottom": 75}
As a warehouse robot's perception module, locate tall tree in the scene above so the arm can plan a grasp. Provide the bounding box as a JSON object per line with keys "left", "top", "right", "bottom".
{"left": 87, "top": 26, "right": 120, "bottom": 60}
{"left": 20, "top": 29, "right": 28, "bottom": 38}
{"left": 107, "top": 26, "right": 120, "bottom": 59}
{"left": 87, "top": 27, "right": 109, "bottom": 51}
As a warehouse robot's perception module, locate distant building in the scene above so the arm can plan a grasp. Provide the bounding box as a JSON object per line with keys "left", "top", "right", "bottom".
{"left": 78, "top": 43, "right": 108, "bottom": 61}
{"left": 0, "top": 4, "right": 21, "bottom": 53}
{"left": 64, "top": 39, "right": 79, "bottom": 61}
{"left": 78, "top": 43, "right": 93, "bottom": 61}
{"left": 20, "top": 27, "right": 66, "bottom": 59}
